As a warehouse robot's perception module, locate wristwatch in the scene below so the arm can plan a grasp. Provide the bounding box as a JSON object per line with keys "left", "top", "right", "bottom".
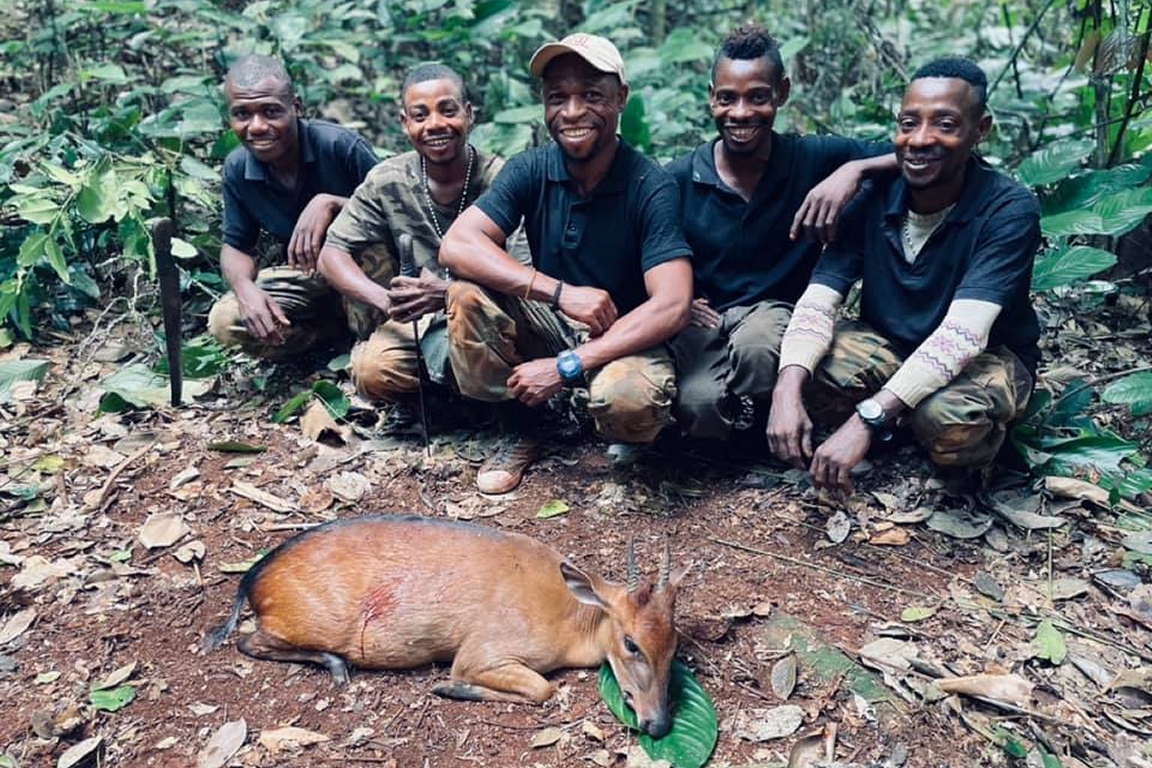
{"left": 556, "top": 349, "right": 584, "bottom": 385}
{"left": 855, "top": 397, "right": 894, "bottom": 442}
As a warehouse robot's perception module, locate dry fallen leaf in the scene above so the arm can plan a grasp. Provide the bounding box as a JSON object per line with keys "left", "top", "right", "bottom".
{"left": 258, "top": 725, "right": 330, "bottom": 752}
{"left": 198, "top": 718, "right": 247, "bottom": 768}
{"left": 231, "top": 482, "right": 296, "bottom": 513}
{"left": 301, "top": 399, "right": 347, "bottom": 444}
{"left": 0, "top": 607, "right": 36, "bottom": 646}
{"left": 325, "top": 471, "right": 371, "bottom": 503}
{"left": 139, "top": 512, "right": 189, "bottom": 549}
{"left": 94, "top": 660, "right": 136, "bottom": 690}
{"left": 57, "top": 736, "right": 103, "bottom": 768}
{"left": 869, "top": 526, "right": 910, "bottom": 546}
{"left": 770, "top": 654, "right": 797, "bottom": 700}
{"left": 936, "top": 673, "right": 1034, "bottom": 706}
{"left": 732, "top": 705, "right": 805, "bottom": 741}
{"left": 175, "top": 540, "right": 206, "bottom": 564}
{"left": 582, "top": 721, "right": 605, "bottom": 742}
{"left": 531, "top": 726, "right": 564, "bottom": 748}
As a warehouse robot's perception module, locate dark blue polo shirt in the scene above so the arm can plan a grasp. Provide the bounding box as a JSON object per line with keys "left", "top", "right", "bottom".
{"left": 474, "top": 140, "right": 691, "bottom": 315}
{"left": 221, "top": 119, "right": 379, "bottom": 253}
{"left": 665, "top": 133, "right": 890, "bottom": 312}
{"left": 812, "top": 157, "right": 1042, "bottom": 374}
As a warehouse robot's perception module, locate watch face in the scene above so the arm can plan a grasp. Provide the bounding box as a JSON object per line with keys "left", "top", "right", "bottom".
{"left": 557, "top": 351, "right": 581, "bottom": 380}
{"left": 858, "top": 398, "right": 884, "bottom": 421}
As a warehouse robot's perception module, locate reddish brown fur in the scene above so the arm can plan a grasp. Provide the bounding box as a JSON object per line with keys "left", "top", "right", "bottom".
{"left": 208, "top": 515, "right": 685, "bottom": 735}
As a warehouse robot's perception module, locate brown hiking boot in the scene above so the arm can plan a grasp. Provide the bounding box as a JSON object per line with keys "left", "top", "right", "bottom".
{"left": 476, "top": 437, "right": 540, "bottom": 494}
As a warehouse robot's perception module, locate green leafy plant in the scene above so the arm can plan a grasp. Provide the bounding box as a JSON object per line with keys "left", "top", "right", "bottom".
{"left": 598, "top": 659, "right": 718, "bottom": 768}
{"left": 272, "top": 379, "right": 350, "bottom": 423}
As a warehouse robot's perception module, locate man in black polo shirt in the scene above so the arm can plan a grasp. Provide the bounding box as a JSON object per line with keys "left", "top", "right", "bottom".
{"left": 768, "top": 57, "right": 1041, "bottom": 492}
{"left": 208, "top": 54, "right": 379, "bottom": 360}
{"left": 666, "top": 25, "right": 895, "bottom": 442}
{"left": 440, "top": 33, "right": 693, "bottom": 494}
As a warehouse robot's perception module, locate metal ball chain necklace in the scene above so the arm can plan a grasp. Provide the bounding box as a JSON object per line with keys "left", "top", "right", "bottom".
{"left": 422, "top": 144, "right": 474, "bottom": 241}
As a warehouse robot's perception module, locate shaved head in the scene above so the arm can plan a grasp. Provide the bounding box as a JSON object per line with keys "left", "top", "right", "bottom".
{"left": 226, "top": 54, "right": 294, "bottom": 97}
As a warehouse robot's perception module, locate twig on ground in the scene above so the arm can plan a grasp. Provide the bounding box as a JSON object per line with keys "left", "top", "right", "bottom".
{"left": 708, "top": 535, "right": 936, "bottom": 599}
{"left": 85, "top": 439, "right": 156, "bottom": 512}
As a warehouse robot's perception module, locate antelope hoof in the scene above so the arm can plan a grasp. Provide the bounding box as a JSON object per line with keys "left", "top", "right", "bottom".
{"left": 321, "top": 653, "right": 350, "bottom": 684}
{"left": 433, "top": 680, "right": 487, "bottom": 701}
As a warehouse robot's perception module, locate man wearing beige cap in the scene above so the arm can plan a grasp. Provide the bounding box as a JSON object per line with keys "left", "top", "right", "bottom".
{"left": 440, "top": 33, "right": 693, "bottom": 494}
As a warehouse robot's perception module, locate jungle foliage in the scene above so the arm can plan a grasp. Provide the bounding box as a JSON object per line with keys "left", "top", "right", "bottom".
{"left": 1, "top": 0, "right": 1150, "bottom": 495}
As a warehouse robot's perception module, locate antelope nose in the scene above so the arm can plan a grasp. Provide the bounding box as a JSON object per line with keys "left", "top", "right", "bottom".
{"left": 641, "top": 716, "right": 672, "bottom": 739}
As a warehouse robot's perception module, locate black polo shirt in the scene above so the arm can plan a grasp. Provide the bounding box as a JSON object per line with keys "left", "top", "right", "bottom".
{"left": 474, "top": 140, "right": 691, "bottom": 315}
{"left": 665, "top": 133, "right": 890, "bottom": 312}
{"left": 222, "top": 119, "right": 379, "bottom": 253}
{"left": 812, "top": 157, "right": 1042, "bottom": 374}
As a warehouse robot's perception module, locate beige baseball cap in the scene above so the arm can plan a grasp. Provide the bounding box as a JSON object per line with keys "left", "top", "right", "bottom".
{"left": 528, "top": 33, "right": 627, "bottom": 86}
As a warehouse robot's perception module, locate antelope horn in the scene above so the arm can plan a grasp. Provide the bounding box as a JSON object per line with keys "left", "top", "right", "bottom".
{"left": 658, "top": 539, "right": 671, "bottom": 589}
{"left": 626, "top": 536, "right": 639, "bottom": 591}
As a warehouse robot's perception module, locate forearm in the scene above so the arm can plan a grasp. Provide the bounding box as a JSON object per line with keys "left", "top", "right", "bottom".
{"left": 882, "top": 299, "right": 1001, "bottom": 409}
{"left": 440, "top": 217, "right": 535, "bottom": 296}
{"left": 574, "top": 293, "right": 689, "bottom": 370}
{"left": 316, "top": 245, "right": 392, "bottom": 312}
{"left": 220, "top": 245, "right": 258, "bottom": 294}
{"left": 846, "top": 152, "right": 899, "bottom": 179}
{"left": 778, "top": 283, "right": 844, "bottom": 372}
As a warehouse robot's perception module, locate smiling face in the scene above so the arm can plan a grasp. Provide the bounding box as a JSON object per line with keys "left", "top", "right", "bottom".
{"left": 225, "top": 76, "right": 302, "bottom": 169}
{"left": 401, "top": 77, "right": 472, "bottom": 167}
{"left": 895, "top": 76, "right": 991, "bottom": 211}
{"left": 542, "top": 54, "right": 628, "bottom": 165}
{"left": 709, "top": 56, "right": 789, "bottom": 159}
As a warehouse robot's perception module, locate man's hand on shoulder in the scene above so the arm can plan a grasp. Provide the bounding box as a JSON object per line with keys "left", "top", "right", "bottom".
{"left": 558, "top": 284, "right": 617, "bottom": 337}
{"left": 507, "top": 357, "right": 564, "bottom": 407}
{"left": 387, "top": 268, "right": 449, "bottom": 324}
{"left": 235, "top": 283, "right": 290, "bottom": 344}
{"left": 288, "top": 193, "right": 344, "bottom": 273}
{"left": 789, "top": 163, "right": 864, "bottom": 244}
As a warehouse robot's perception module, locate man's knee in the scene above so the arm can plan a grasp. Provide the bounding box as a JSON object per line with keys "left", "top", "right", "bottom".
{"left": 673, "top": 370, "right": 730, "bottom": 440}
{"left": 588, "top": 356, "right": 676, "bottom": 443}
{"left": 911, "top": 388, "right": 1005, "bottom": 468}
{"left": 350, "top": 342, "right": 418, "bottom": 402}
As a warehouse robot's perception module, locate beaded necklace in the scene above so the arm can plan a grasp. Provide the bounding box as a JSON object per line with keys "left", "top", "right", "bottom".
{"left": 421, "top": 144, "right": 474, "bottom": 241}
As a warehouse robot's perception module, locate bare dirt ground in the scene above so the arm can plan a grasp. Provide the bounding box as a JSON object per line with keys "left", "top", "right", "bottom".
{"left": 2, "top": 295, "right": 1151, "bottom": 768}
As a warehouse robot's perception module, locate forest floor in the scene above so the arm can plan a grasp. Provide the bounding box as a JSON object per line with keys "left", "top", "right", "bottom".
{"left": 1, "top": 292, "right": 1151, "bottom": 768}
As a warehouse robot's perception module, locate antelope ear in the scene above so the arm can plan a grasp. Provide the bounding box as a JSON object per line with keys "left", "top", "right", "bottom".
{"left": 561, "top": 561, "right": 609, "bottom": 610}
{"left": 665, "top": 562, "right": 692, "bottom": 591}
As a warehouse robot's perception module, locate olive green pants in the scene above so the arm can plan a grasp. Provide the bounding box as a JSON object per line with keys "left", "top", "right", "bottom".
{"left": 208, "top": 267, "right": 347, "bottom": 361}
{"left": 445, "top": 281, "right": 676, "bottom": 444}
{"left": 670, "top": 300, "right": 792, "bottom": 440}
{"left": 807, "top": 321, "right": 1033, "bottom": 468}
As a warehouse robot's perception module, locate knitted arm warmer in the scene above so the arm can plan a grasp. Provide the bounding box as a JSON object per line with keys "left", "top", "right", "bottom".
{"left": 778, "top": 283, "right": 844, "bottom": 373}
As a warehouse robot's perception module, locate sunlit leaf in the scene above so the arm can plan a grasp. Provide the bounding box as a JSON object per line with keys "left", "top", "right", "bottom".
{"left": 1031, "top": 244, "right": 1117, "bottom": 292}
{"left": 272, "top": 389, "right": 314, "bottom": 423}
{"left": 1033, "top": 620, "right": 1067, "bottom": 665}
{"left": 0, "top": 359, "right": 50, "bottom": 403}
{"left": 89, "top": 684, "right": 135, "bottom": 712}
{"left": 536, "top": 499, "right": 570, "bottom": 519}
{"left": 599, "top": 660, "right": 718, "bottom": 768}
{"left": 1102, "top": 372, "right": 1152, "bottom": 413}
{"left": 312, "top": 380, "right": 350, "bottom": 419}
{"left": 900, "top": 605, "right": 937, "bottom": 622}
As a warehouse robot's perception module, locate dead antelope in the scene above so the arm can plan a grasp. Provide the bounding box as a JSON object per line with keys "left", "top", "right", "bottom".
{"left": 205, "top": 515, "right": 688, "bottom": 737}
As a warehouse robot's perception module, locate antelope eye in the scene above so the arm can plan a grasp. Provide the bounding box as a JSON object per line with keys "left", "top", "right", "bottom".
{"left": 623, "top": 636, "right": 639, "bottom": 654}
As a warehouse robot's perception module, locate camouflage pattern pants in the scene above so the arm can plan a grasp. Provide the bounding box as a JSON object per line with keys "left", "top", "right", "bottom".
{"left": 350, "top": 314, "right": 451, "bottom": 402}
{"left": 669, "top": 300, "right": 792, "bottom": 440}
{"left": 807, "top": 321, "right": 1033, "bottom": 468}
{"left": 445, "top": 281, "right": 677, "bottom": 444}
{"left": 208, "top": 267, "right": 347, "bottom": 361}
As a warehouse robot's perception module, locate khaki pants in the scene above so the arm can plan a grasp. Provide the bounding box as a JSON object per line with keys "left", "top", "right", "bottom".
{"left": 208, "top": 267, "right": 347, "bottom": 361}
{"left": 445, "top": 281, "right": 676, "bottom": 444}
{"left": 806, "top": 321, "right": 1033, "bottom": 468}
{"left": 670, "top": 300, "right": 792, "bottom": 440}
{"left": 349, "top": 314, "right": 452, "bottom": 402}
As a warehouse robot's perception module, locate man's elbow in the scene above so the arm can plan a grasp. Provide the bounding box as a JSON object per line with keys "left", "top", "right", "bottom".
{"left": 438, "top": 231, "right": 464, "bottom": 273}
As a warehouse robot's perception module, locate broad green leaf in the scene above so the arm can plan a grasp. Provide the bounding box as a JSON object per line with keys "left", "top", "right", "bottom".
{"left": 0, "top": 328, "right": 13, "bottom": 349}
{"left": 89, "top": 684, "right": 135, "bottom": 712}
{"left": 99, "top": 363, "right": 209, "bottom": 409}
{"left": 14, "top": 196, "right": 59, "bottom": 225}
{"left": 272, "top": 389, "right": 314, "bottom": 423}
{"left": 1041, "top": 434, "right": 1140, "bottom": 475}
{"left": 491, "top": 105, "right": 540, "bottom": 124}
{"left": 206, "top": 441, "right": 267, "bottom": 453}
{"left": 599, "top": 660, "right": 718, "bottom": 768}
{"left": 171, "top": 237, "right": 198, "bottom": 259}
{"left": 900, "top": 605, "right": 937, "bottom": 622}
{"left": 1042, "top": 187, "right": 1152, "bottom": 237}
{"left": 1031, "top": 245, "right": 1117, "bottom": 292}
{"left": 327, "top": 353, "right": 351, "bottom": 372}
{"left": 70, "top": 269, "right": 102, "bottom": 299}
{"left": 0, "top": 359, "right": 50, "bottom": 403}
{"left": 1043, "top": 162, "right": 1152, "bottom": 216}
{"left": 179, "top": 155, "right": 221, "bottom": 182}
{"left": 1015, "top": 138, "right": 1094, "bottom": 187}
{"left": 43, "top": 238, "right": 70, "bottom": 284}
{"left": 1033, "top": 620, "right": 1067, "bottom": 665}
{"left": 1040, "top": 750, "right": 1064, "bottom": 768}
{"left": 82, "top": 1, "right": 146, "bottom": 13}
{"left": 178, "top": 102, "right": 225, "bottom": 136}
{"left": 33, "top": 455, "right": 63, "bottom": 473}
{"left": 1102, "top": 372, "right": 1152, "bottom": 412}
{"left": 312, "top": 380, "right": 350, "bottom": 419}
{"left": 17, "top": 232, "right": 49, "bottom": 267}
{"left": 76, "top": 168, "right": 118, "bottom": 224}
{"left": 82, "top": 63, "right": 129, "bottom": 84}
{"left": 1001, "top": 735, "right": 1028, "bottom": 758}
{"left": 536, "top": 499, "right": 570, "bottom": 519}
{"left": 322, "top": 39, "right": 361, "bottom": 63}
{"left": 269, "top": 13, "right": 308, "bottom": 43}
{"left": 658, "top": 28, "right": 714, "bottom": 64}
{"left": 621, "top": 93, "right": 651, "bottom": 154}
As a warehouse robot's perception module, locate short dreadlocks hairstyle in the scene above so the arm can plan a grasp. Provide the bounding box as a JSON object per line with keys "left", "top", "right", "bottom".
{"left": 911, "top": 56, "right": 988, "bottom": 115}
{"left": 712, "top": 24, "right": 785, "bottom": 85}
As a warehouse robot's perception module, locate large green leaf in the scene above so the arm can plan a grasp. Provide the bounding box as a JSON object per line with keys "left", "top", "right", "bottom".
{"left": 1042, "top": 160, "right": 1152, "bottom": 216}
{"left": 659, "top": 28, "right": 715, "bottom": 64}
{"left": 1033, "top": 620, "right": 1067, "bottom": 665}
{"left": 99, "top": 363, "right": 210, "bottom": 410}
{"left": 599, "top": 660, "right": 718, "bottom": 768}
{"left": 491, "top": 105, "right": 540, "bottom": 124}
{"left": 1041, "top": 187, "right": 1152, "bottom": 238}
{"left": 1038, "top": 433, "right": 1140, "bottom": 475}
{"left": 312, "top": 380, "right": 350, "bottom": 419}
{"left": 1102, "top": 372, "right": 1152, "bottom": 414}
{"left": 1031, "top": 244, "right": 1117, "bottom": 292}
{"left": 1015, "top": 138, "right": 1094, "bottom": 187}
{"left": 0, "top": 359, "right": 50, "bottom": 403}
{"left": 621, "top": 94, "right": 651, "bottom": 154}
{"left": 76, "top": 165, "right": 118, "bottom": 224}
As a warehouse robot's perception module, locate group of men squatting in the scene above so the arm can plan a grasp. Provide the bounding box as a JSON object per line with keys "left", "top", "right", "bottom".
{"left": 208, "top": 26, "right": 1042, "bottom": 497}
